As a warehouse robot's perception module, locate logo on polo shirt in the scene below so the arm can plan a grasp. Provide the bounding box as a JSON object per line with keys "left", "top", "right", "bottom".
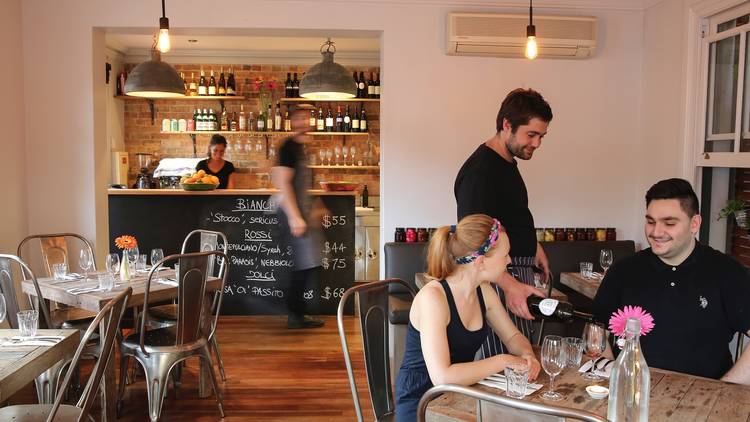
{"left": 698, "top": 295, "right": 708, "bottom": 309}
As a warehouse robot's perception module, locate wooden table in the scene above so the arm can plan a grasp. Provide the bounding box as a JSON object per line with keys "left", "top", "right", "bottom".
{"left": 559, "top": 272, "right": 602, "bottom": 300}
{"left": 426, "top": 359, "right": 750, "bottom": 421}
{"left": 0, "top": 329, "right": 79, "bottom": 402}
{"left": 21, "top": 271, "right": 221, "bottom": 422}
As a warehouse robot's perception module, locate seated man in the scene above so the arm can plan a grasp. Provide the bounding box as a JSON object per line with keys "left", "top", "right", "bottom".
{"left": 594, "top": 178, "right": 750, "bottom": 382}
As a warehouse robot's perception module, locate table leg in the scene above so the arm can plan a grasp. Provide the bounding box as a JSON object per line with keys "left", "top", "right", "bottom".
{"left": 99, "top": 318, "right": 117, "bottom": 422}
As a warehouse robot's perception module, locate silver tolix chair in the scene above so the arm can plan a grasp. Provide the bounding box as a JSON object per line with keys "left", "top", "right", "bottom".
{"left": 417, "top": 384, "right": 610, "bottom": 422}
{"left": 338, "top": 278, "right": 416, "bottom": 422}
{"left": 149, "top": 229, "right": 228, "bottom": 381}
{"left": 0, "top": 287, "right": 132, "bottom": 422}
{"left": 117, "top": 251, "right": 228, "bottom": 422}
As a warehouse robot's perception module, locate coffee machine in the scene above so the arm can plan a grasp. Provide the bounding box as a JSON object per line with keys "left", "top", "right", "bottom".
{"left": 134, "top": 153, "right": 153, "bottom": 189}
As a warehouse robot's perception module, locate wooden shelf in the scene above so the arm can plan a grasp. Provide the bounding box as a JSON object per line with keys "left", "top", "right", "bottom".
{"left": 115, "top": 95, "right": 246, "bottom": 101}
{"left": 160, "top": 131, "right": 370, "bottom": 136}
{"left": 279, "top": 98, "right": 379, "bottom": 103}
{"left": 309, "top": 165, "right": 379, "bottom": 170}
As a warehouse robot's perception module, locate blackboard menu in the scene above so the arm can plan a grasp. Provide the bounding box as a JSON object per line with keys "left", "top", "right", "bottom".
{"left": 108, "top": 192, "right": 355, "bottom": 315}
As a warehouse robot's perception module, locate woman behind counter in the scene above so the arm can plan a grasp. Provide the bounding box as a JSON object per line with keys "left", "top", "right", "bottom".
{"left": 196, "top": 134, "right": 236, "bottom": 189}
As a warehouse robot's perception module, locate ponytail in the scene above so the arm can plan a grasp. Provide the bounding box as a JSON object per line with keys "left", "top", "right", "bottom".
{"left": 427, "top": 226, "right": 455, "bottom": 279}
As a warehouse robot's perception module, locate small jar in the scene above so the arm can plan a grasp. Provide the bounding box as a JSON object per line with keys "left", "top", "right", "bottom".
{"left": 606, "top": 228, "right": 617, "bottom": 241}
{"left": 417, "top": 228, "right": 428, "bottom": 243}
{"left": 596, "top": 228, "right": 607, "bottom": 242}
{"left": 536, "top": 228, "right": 545, "bottom": 242}
{"left": 576, "top": 228, "right": 587, "bottom": 241}
{"left": 395, "top": 228, "right": 406, "bottom": 243}
{"left": 565, "top": 228, "right": 576, "bottom": 242}
{"left": 586, "top": 228, "right": 596, "bottom": 241}
{"left": 544, "top": 228, "right": 555, "bottom": 242}
{"left": 406, "top": 228, "right": 417, "bottom": 243}
{"left": 428, "top": 228, "right": 436, "bottom": 240}
{"left": 555, "top": 228, "right": 566, "bottom": 242}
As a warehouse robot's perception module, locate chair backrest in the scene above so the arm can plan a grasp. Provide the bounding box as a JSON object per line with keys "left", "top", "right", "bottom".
{"left": 417, "top": 384, "right": 610, "bottom": 422}
{"left": 180, "top": 229, "right": 228, "bottom": 279}
{"left": 47, "top": 287, "right": 132, "bottom": 422}
{"left": 337, "top": 278, "right": 417, "bottom": 422}
{"left": 384, "top": 243, "right": 428, "bottom": 295}
{"left": 17, "top": 233, "right": 97, "bottom": 277}
{"left": 0, "top": 254, "right": 53, "bottom": 330}
{"left": 140, "top": 251, "right": 228, "bottom": 352}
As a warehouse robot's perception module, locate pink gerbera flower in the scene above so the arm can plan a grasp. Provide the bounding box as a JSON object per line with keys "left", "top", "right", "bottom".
{"left": 608, "top": 306, "right": 655, "bottom": 337}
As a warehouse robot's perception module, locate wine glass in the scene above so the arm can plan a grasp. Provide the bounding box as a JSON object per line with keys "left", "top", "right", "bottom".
{"left": 255, "top": 137, "right": 263, "bottom": 152}
{"left": 540, "top": 335, "right": 566, "bottom": 401}
{"left": 127, "top": 246, "right": 139, "bottom": 274}
{"left": 350, "top": 146, "right": 357, "bottom": 166}
{"left": 325, "top": 150, "right": 333, "bottom": 166}
{"left": 150, "top": 248, "right": 164, "bottom": 267}
{"left": 79, "top": 249, "right": 92, "bottom": 282}
{"left": 319, "top": 149, "right": 326, "bottom": 166}
{"left": 105, "top": 253, "right": 120, "bottom": 276}
{"left": 244, "top": 139, "right": 252, "bottom": 153}
{"left": 334, "top": 146, "right": 341, "bottom": 166}
{"left": 342, "top": 146, "right": 349, "bottom": 166}
{"left": 599, "top": 249, "right": 613, "bottom": 276}
{"left": 581, "top": 323, "right": 607, "bottom": 380}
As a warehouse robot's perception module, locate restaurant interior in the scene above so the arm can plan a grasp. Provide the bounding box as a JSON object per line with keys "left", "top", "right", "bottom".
{"left": 2, "top": 0, "right": 750, "bottom": 420}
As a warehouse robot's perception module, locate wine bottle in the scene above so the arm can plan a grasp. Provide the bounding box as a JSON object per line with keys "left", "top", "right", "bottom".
{"left": 335, "top": 106, "right": 343, "bottom": 132}
{"left": 221, "top": 108, "right": 228, "bottom": 131}
{"left": 208, "top": 69, "right": 217, "bottom": 95}
{"left": 198, "top": 67, "right": 207, "bottom": 96}
{"left": 362, "top": 184, "right": 369, "bottom": 207}
{"left": 248, "top": 111, "right": 255, "bottom": 132}
{"left": 285, "top": 73, "right": 293, "bottom": 98}
{"left": 343, "top": 105, "right": 351, "bottom": 132}
{"left": 309, "top": 109, "right": 317, "bottom": 129}
{"left": 351, "top": 107, "right": 360, "bottom": 133}
{"left": 360, "top": 105, "right": 368, "bottom": 132}
{"left": 228, "top": 68, "right": 236, "bottom": 96}
{"left": 292, "top": 73, "right": 299, "bottom": 98}
{"left": 284, "top": 110, "right": 291, "bottom": 132}
{"left": 209, "top": 108, "right": 218, "bottom": 131}
{"left": 526, "top": 297, "right": 594, "bottom": 323}
{"left": 353, "top": 71, "right": 360, "bottom": 97}
{"left": 257, "top": 108, "right": 265, "bottom": 132}
{"left": 358, "top": 71, "right": 366, "bottom": 99}
{"left": 189, "top": 72, "right": 197, "bottom": 96}
{"left": 325, "top": 107, "right": 334, "bottom": 132}
{"left": 367, "top": 72, "right": 375, "bottom": 98}
{"left": 239, "top": 104, "right": 246, "bottom": 131}
{"left": 218, "top": 67, "right": 226, "bottom": 96}
{"left": 266, "top": 104, "right": 273, "bottom": 132}
{"left": 375, "top": 72, "right": 381, "bottom": 98}
{"left": 194, "top": 109, "right": 201, "bottom": 131}
{"left": 316, "top": 107, "right": 324, "bottom": 132}
{"left": 180, "top": 72, "right": 187, "bottom": 95}
{"left": 274, "top": 103, "right": 282, "bottom": 131}
{"left": 230, "top": 112, "right": 238, "bottom": 131}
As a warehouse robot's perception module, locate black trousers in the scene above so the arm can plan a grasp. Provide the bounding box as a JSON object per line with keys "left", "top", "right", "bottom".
{"left": 286, "top": 266, "right": 321, "bottom": 318}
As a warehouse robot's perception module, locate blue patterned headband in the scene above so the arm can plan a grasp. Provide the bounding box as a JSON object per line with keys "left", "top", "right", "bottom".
{"left": 455, "top": 219, "right": 505, "bottom": 265}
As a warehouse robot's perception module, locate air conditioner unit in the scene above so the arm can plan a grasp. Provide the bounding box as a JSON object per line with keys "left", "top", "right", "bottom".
{"left": 447, "top": 12, "right": 597, "bottom": 59}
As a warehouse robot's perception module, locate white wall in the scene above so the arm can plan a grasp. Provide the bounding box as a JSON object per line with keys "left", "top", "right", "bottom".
{"left": 1, "top": 0, "right": 27, "bottom": 254}
{"left": 19, "top": 0, "right": 678, "bottom": 264}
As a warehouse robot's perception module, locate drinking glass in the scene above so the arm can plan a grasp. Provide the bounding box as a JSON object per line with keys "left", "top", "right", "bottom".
{"left": 534, "top": 270, "right": 550, "bottom": 293}
{"left": 244, "top": 139, "right": 252, "bottom": 153}
{"left": 0, "top": 293, "right": 6, "bottom": 324}
{"left": 564, "top": 337, "right": 584, "bottom": 368}
{"left": 98, "top": 272, "right": 115, "bottom": 292}
{"left": 325, "top": 150, "right": 333, "bottom": 166}
{"left": 350, "top": 146, "right": 357, "bottom": 166}
{"left": 52, "top": 263, "right": 68, "bottom": 280}
{"left": 127, "top": 246, "right": 139, "bottom": 274}
{"left": 334, "top": 146, "right": 341, "bottom": 165}
{"left": 579, "top": 262, "right": 593, "bottom": 279}
{"left": 504, "top": 364, "right": 529, "bottom": 399}
{"left": 79, "top": 249, "right": 92, "bottom": 281}
{"left": 136, "top": 255, "right": 147, "bottom": 273}
{"left": 600, "top": 249, "right": 613, "bottom": 275}
{"left": 150, "top": 248, "right": 164, "bottom": 267}
{"left": 342, "top": 146, "right": 349, "bottom": 166}
{"left": 319, "top": 149, "right": 326, "bottom": 166}
{"left": 255, "top": 138, "right": 263, "bottom": 152}
{"left": 541, "top": 335, "right": 566, "bottom": 401}
{"left": 17, "top": 310, "right": 38, "bottom": 338}
{"left": 582, "top": 323, "right": 607, "bottom": 380}
{"left": 106, "top": 253, "right": 120, "bottom": 276}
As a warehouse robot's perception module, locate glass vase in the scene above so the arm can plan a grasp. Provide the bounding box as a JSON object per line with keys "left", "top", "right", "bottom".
{"left": 120, "top": 249, "right": 131, "bottom": 281}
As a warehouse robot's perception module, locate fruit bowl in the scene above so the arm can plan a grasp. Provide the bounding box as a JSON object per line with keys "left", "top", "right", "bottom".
{"left": 320, "top": 181, "right": 359, "bottom": 192}
{"left": 181, "top": 183, "right": 218, "bottom": 191}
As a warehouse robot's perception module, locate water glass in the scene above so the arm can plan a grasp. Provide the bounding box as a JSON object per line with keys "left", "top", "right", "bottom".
{"left": 504, "top": 364, "right": 529, "bottom": 399}
{"left": 582, "top": 323, "right": 608, "bottom": 380}
{"left": 136, "top": 255, "right": 147, "bottom": 273}
{"left": 564, "top": 337, "right": 584, "bottom": 368}
{"left": 151, "top": 248, "right": 164, "bottom": 267}
{"left": 579, "top": 262, "right": 593, "bottom": 279}
{"left": 17, "top": 310, "right": 38, "bottom": 338}
{"left": 98, "top": 272, "right": 115, "bottom": 292}
{"left": 52, "top": 263, "right": 68, "bottom": 280}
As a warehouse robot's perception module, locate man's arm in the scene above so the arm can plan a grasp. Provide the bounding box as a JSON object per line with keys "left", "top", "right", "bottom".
{"left": 494, "top": 272, "right": 545, "bottom": 320}
{"left": 722, "top": 333, "right": 750, "bottom": 384}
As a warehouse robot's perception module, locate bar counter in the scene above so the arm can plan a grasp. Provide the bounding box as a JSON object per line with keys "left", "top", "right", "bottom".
{"left": 108, "top": 188, "right": 356, "bottom": 196}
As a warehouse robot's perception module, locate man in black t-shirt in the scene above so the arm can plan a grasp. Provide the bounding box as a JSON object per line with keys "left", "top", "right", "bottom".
{"left": 594, "top": 178, "right": 750, "bottom": 382}
{"left": 454, "top": 88, "right": 553, "bottom": 356}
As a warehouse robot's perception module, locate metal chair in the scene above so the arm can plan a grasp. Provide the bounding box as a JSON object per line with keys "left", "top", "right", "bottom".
{"left": 0, "top": 287, "right": 132, "bottom": 422}
{"left": 117, "top": 251, "right": 227, "bottom": 422}
{"left": 149, "top": 229, "right": 228, "bottom": 380}
{"left": 417, "top": 384, "right": 610, "bottom": 422}
{"left": 338, "top": 278, "right": 416, "bottom": 422}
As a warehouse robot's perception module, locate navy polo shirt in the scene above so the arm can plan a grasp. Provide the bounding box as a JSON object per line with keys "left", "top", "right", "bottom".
{"left": 593, "top": 242, "right": 750, "bottom": 379}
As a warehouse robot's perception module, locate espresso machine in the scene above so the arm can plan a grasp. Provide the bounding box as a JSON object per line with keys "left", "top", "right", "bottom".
{"left": 134, "top": 153, "right": 153, "bottom": 189}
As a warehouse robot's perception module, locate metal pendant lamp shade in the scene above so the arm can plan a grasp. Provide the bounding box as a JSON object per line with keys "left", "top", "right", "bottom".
{"left": 124, "top": 49, "right": 185, "bottom": 98}
{"left": 300, "top": 40, "right": 356, "bottom": 100}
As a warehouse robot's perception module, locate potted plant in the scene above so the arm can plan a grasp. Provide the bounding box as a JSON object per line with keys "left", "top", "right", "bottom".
{"left": 718, "top": 198, "right": 748, "bottom": 230}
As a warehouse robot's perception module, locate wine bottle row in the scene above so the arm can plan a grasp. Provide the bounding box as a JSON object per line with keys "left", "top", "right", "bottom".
{"left": 354, "top": 71, "right": 380, "bottom": 99}
{"left": 182, "top": 66, "right": 237, "bottom": 97}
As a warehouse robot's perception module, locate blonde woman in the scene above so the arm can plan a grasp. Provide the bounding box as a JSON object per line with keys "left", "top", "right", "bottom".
{"left": 395, "top": 214, "right": 541, "bottom": 421}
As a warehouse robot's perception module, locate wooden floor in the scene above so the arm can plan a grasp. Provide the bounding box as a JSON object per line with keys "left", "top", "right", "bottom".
{"left": 10, "top": 316, "right": 375, "bottom": 421}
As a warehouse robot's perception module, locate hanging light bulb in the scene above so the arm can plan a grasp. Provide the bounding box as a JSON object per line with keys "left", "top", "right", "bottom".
{"left": 525, "top": 0, "right": 538, "bottom": 59}
{"left": 156, "top": 0, "right": 171, "bottom": 53}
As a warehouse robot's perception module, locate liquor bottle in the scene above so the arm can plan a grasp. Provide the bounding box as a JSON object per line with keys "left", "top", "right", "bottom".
{"left": 526, "top": 297, "right": 594, "bottom": 323}
{"left": 180, "top": 72, "right": 187, "bottom": 95}
{"left": 358, "top": 71, "right": 366, "bottom": 99}
{"left": 189, "top": 72, "right": 197, "bottom": 96}
{"left": 248, "top": 111, "right": 255, "bottom": 132}
{"left": 343, "top": 105, "right": 351, "bottom": 132}
{"left": 221, "top": 108, "right": 228, "bottom": 131}
{"left": 367, "top": 72, "right": 375, "bottom": 98}
{"left": 218, "top": 67, "right": 226, "bottom": 96}
{"left": 292, "top": 73, "right": 299, "bottom": 98}
{"left": 274, "top": 103, "right": 282, "bottom": 131}
{"left": 353, "top": 71, "right": 360, "bottom": 97}
{"left": 257, "top": 108, "right": 265, "bottom": 132}
{"left": 316, "top": 107, "right": 325, "bottom": 132}
{"left": 266, "top": 105, "right": 273, "bottom": 132}
{"left": 375, "top": 72, "right": 381, "bottom": 98}
{"left": 608, "top": 318, "right": 650, "bottom": 422}
{"left": 309, "top": 109, "right": 317, "bottom": 129}
{"left": 360, "top": 105, "right": 368, "bottom": 132}
{"left": 351, "top": 107, "right": 360, "bottom": 132}
{"left": 226, "top": 68, "right": 236, "bottom": 96}
{"left": 239, "top": 104, "right": 247, "bottom": 131}
{"left": 335, "top": 106, "right": 343, "bottom": 132}
{"left": 208, "top": 69, "right": 217, "bottom": 96}
{"left": 198, "top": 67, "right": 207, "bottom": 96}
{"left": 284, "top": 110, "right": 291, "bottom": 132}
{"left": 285, "top": 73, "right": 293, "bottom": 98}
{"left": 209, "top": 109, "right": 217, "bottom": 131}
{"left": 230, "top": 112, "right": 238, "bottom": 131}
{"left": 325, "top": 107, "right": 334, "bottom": 132}
{"left": 362, "top": 184, "right": 369, "bottom": 208}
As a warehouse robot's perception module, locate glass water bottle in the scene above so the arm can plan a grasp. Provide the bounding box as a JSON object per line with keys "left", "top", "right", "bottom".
{"left": 607, "top": 318, "right": 650, "bottom": 422}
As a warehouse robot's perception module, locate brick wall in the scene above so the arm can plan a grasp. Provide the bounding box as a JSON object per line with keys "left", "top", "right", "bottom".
{"left": 122, "top": 63, "right": 380, "bottom": 195}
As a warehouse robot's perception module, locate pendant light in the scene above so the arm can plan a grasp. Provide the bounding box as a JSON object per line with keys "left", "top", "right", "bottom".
{"left": 124, "top": 47, "right": 184, "bottom": 98}
{"left": 525, "top": 0, "right": 538, "bottom": 60}
{"left": 299, "top": 38, "right": 356, "bottom": 100}
{"left": 157, "top": 0, "right": 171, "bottom": 53}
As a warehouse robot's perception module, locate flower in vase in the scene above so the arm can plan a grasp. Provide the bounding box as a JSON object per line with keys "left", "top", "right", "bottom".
{"left": 114, "top": 235, "right": 138, "bottom": 250}
{"left": 608, "top": 305, "right": 655, "bottom": 337}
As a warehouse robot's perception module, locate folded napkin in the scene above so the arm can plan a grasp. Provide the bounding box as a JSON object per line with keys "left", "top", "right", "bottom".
{"left": 478, "top": 374, "right": 544, "bottom": 396}
{"left": 579, "top": 358, "right": 615, "bottom": 378}
{"left": 55, "top": 273, "right": 84, "bottom": 281}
